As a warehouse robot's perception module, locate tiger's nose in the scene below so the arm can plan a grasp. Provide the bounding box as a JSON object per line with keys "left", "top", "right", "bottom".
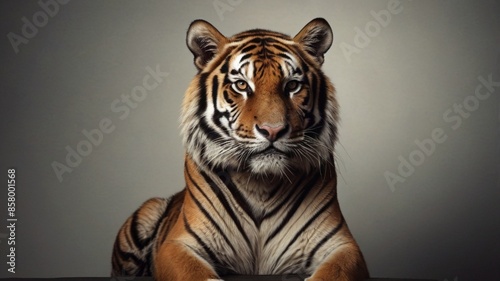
{"left": 255, "top": 123, "right": 289, "bottom": 142}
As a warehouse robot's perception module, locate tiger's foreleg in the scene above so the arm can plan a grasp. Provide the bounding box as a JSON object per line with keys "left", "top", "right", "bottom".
{"left": 154, "top": 240, "right": 222, "bottom": 281}
{"left": 305, "top": 243, "right": 369, "bottom": 281}
{"left": 111, "top": 197, "right": 170, "bottom": 276}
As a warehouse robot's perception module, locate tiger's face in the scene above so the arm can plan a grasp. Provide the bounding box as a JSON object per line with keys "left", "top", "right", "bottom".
{"left": 181, "top": 18, "right": 338, "bottom": 177}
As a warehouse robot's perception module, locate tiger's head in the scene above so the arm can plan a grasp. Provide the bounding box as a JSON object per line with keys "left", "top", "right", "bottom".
{"left": 181, "top": 18, "right": 338, "bottom": 177}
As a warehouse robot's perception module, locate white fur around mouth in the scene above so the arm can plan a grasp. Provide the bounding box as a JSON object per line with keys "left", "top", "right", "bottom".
{"left": 249, "top": 152, "right": 290, "bottom": 175}
{"left": 259, "top": 146, "right": 287, "bottom": 156}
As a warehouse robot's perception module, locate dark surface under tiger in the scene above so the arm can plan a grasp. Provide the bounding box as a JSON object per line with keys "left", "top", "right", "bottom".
{"left": 0, "top": 277, "right": 437, "bottom": 281}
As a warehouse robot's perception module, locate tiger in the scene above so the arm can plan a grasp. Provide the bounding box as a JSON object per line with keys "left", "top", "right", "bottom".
{"left": 111, "top": 18, "right": 369, "bottom": 281}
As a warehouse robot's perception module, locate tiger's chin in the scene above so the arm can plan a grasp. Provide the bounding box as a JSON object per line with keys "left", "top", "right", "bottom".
{"left": 248, "top": 154, "right": 291, "bottom": 176}
{"left": 246, "top": 149, "right": 315, "bottom": 177}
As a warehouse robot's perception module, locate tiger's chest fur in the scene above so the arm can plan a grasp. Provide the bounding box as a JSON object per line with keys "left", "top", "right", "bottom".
{"left": 175, "top": 157, "right": 342, "bottom": 276}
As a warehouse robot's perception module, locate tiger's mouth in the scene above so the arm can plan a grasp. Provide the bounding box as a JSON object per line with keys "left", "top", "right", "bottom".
{"left": 262, "top": 146, "right": 285, "bottom": 154}
{"left": 252, "top": 145, "right": 290, "bottom": 158}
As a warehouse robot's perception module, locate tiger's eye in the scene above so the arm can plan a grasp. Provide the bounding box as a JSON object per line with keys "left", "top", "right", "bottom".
{"left": 285, "top": 80, "right": 301, "bottom": 92}
{"left": 234, "top": 80, "right": 248, "bottom": 92}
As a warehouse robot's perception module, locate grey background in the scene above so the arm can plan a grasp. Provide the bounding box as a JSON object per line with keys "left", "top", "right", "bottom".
{"left": 1, "top": 0, "right": 499, "bottom": 280}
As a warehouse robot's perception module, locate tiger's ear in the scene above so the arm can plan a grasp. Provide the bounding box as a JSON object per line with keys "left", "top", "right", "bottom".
{"left": 186, "top": 20, "right": 228, "bottom": 71}
{"left": 293, "top": 18, "right": 333, "bottom": 65}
